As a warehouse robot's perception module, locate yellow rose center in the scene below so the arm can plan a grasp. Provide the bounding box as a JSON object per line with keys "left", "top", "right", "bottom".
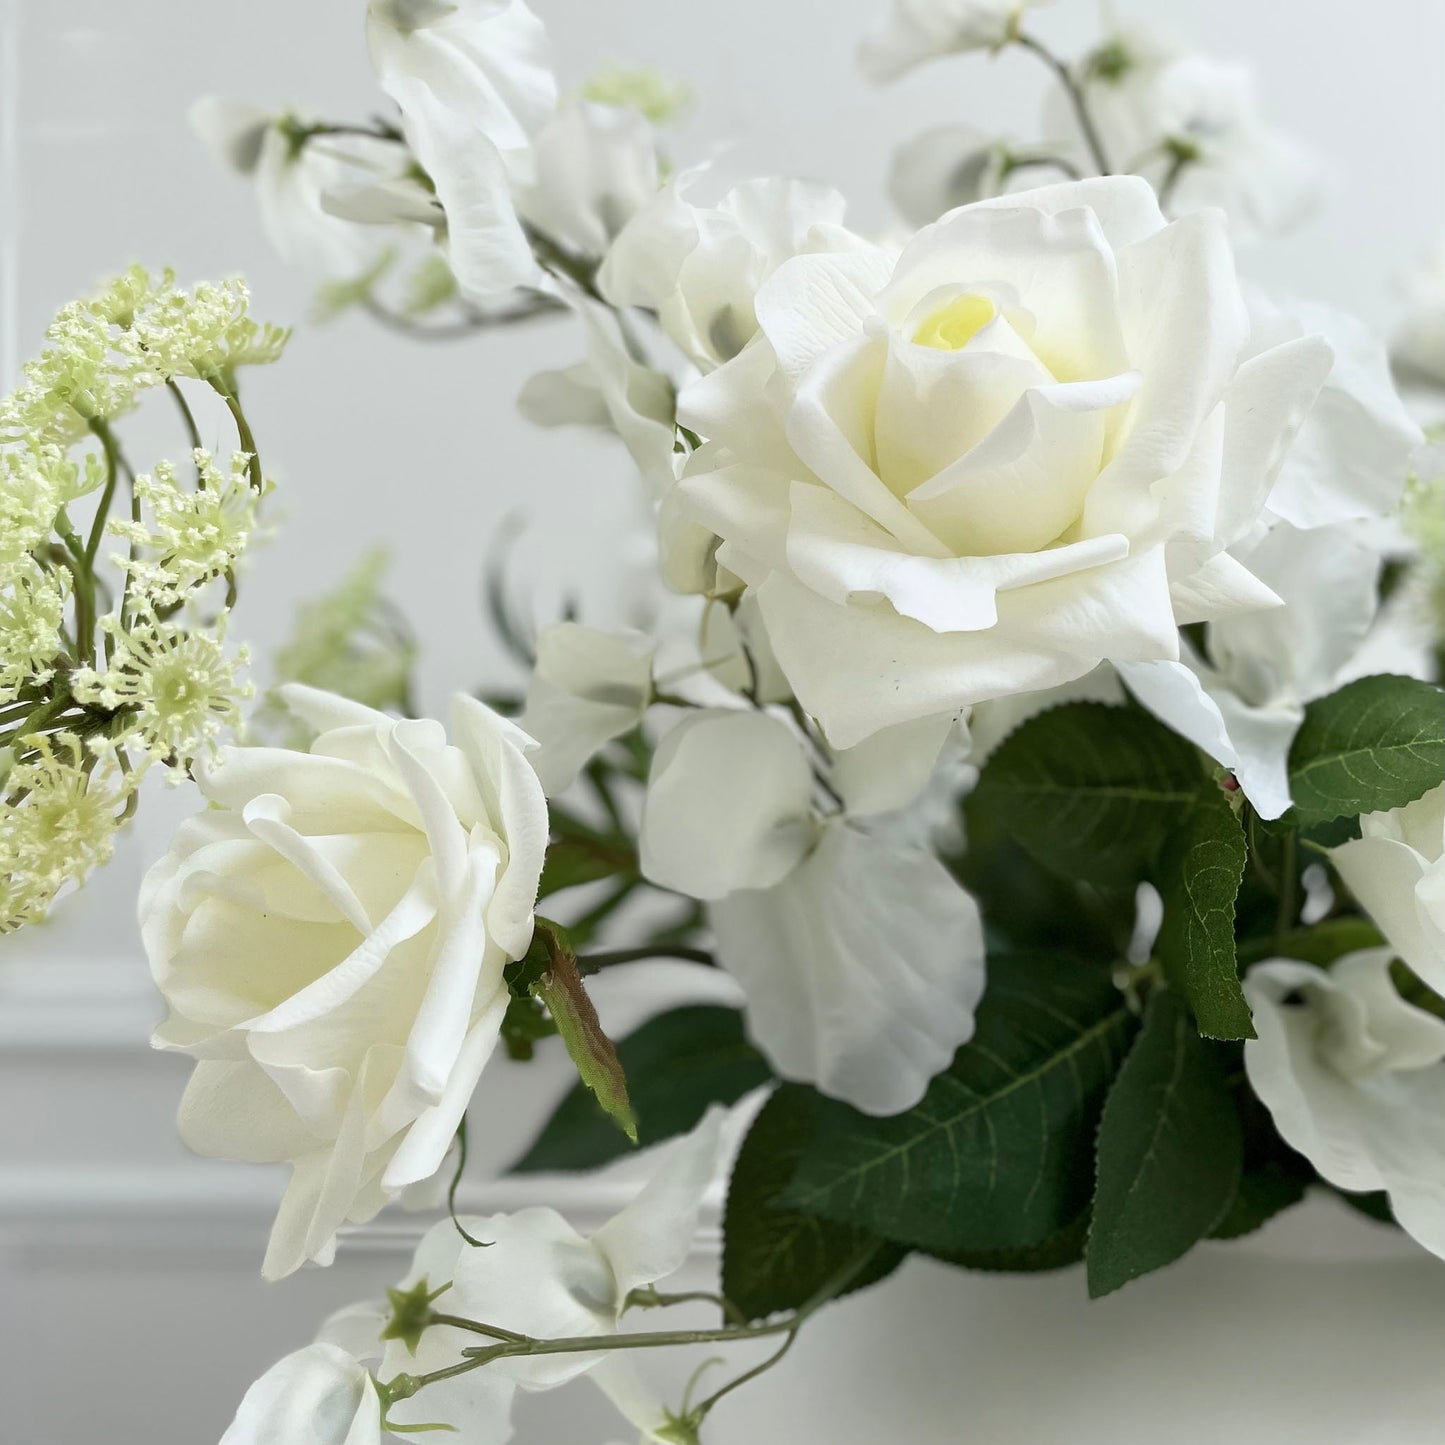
{"left": 914, "top": 293, "right": 996, "bottom": 352}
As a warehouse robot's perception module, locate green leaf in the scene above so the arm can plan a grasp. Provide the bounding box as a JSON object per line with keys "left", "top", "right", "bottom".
{"left": 971, "top": 703, "right": 1205, "bottom": 886}
{"left": 1287, "top": 675, "right": 1445, "bottom": 825}
{"left": 1087, "top": 990, "right": 1244, "bottom": 1297}
{"left": 1238, "top": 916, "right": 1384, "bottom": 971}
{"left": 513, "top": 1005, "right": 772, "bottom": 1173}
{"left": 722, "top": 1086, "right": 904, "bottom": 1322}
{"left": 778, "top": 953, "right": 1137, "bottom": 1254}
{"left": 1155, "top": 785, "right": 1253, "bottom": 1040}
{"left": 1209, "top": 1165, "right": 1308, "bottom": 1240}
{"left": 933, "top": 1211, "right": 1090, "bottom": 1274}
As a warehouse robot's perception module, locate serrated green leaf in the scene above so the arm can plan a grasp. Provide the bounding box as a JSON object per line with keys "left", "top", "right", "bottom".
{"left": 722, "top": 1086, "right": 904, "bottom": 1321}
{"left": 1156, "top": 785, "right": 1253, "bottom": 1040}
{"left": 933, "top": 1211, "right": 1090, "bottom": 1274}
{"left": 971, "top": 704, "right": 1205, "bottom": 886}
{"left": 1287, "top": 675, "right": 1445, "bottom": 825}
{"left": 1087, "top": 990, "right": 1244, "bottom": 1297}
{"left": 777, "top": 953, "right": 1137, "bottom": 1254}
{"left": 513, "top": 1005, "right": 772, "bottom": 1173}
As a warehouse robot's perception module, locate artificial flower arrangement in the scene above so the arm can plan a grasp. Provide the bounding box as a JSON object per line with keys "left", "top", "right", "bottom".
{"left": 4, "top": 0, "right": 1445, "bottom": 1440}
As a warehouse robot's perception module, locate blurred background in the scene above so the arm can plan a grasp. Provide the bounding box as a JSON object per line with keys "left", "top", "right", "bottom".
{"left": 2, "top": 1, "right": 1443, "bottom": 1440}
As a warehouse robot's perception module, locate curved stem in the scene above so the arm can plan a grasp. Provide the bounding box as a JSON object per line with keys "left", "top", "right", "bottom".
{"left": 1014, "top": 33, "right": 1112, "bottom": 176}
{"left": 165, "top": 379, "right": 203, "bottom": 455}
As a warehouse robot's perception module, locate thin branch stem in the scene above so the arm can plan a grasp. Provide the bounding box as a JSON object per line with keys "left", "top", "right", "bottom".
{"left": 165, "top": 378, "right": 203, "bottom": 455}
{"left": 576, "top": 944, "right": 715, "bottom": 973}
{"left": 1014, "top": 33, "right": 1112, "bottom": 176}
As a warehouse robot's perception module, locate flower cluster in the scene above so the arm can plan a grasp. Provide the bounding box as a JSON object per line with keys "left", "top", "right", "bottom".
{"left": 91, "top": 0, "right": 1445, "bottom": 1440}
{"left": 0, "top": 270, "right": 283, "bottom": 929}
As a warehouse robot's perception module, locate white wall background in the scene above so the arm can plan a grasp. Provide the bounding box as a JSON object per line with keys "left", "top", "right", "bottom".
{"left": 2, "top": 2, "right": 1444, "bottom": 1442}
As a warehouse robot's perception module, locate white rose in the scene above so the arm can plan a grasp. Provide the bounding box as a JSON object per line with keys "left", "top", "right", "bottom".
{"left": 141, "top": 685, "right": 548, "bottom": 1278}
{"left": 858, "top": 0, "right": 1053, "bottom": 83}
{"left": 1244, "top": 949, "right": 1445, "bottom": 1260}
{"left": 676, "top": 177, "right": 1334, "bottom": 748}
{"left": 367, "top": 0, "right": 557, "bottom": 300}
{"left": 640, "top": 708, "right": 984, "bottom": 1114}
{"left": 599, "top": 175, "right": 865, "bottom": 373}
{"left": 1333, "top": 785, "right": 1445, "bottom": 996}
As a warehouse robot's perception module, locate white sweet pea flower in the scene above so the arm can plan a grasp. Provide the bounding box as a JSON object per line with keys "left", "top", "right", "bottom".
{"left": 516, "top": 99, "right": 661, "bottom": 260}
{"left": 220, "top": 1343, "right": 384, "bottom": 1445}
{"left": 366, "top": 0, "right": 557, "bottom": 300}
{"left": 520, "top": 622, "right": 656, "bottom": 795}
{"left": 424, "top": 1109, "right": 726, "bottom": 1437}
{"left": 1244, "top": 949, "right": 1445, "bottom": 1260}
{"left": 1076, "top": 35, "right": 1323, "bottom": 241}
{"left": 519, "top": 295, "right": 679, "bottom": 500}
{"left": 640, "top": 709, "right": 984, "bottom": 1114}
{"left": 888, "top": 125, "right": 1011, "bottom": 228}
{"left": 221, "top": 1291, "right": 516, "bottom": 1445}
{"left": 599, "top": 176, "right": 866, "bottom": 373}
{"left": 1333, "top": 786, "right": 1445, "bottom": 996}
{"left": 1119, "top": 522, "right": 1383, "bottom": 819}
{"left": 858, "top": 0, "right": 1052, "bottom": 83}
{"left": 191, "top": 100, "right": 410, "bottom": 279}
{"left": 674, "top": 176, "right": 1335, "bottom": 749}
{"left": 140, "top": 685, "right": 549, "bottom": 1278}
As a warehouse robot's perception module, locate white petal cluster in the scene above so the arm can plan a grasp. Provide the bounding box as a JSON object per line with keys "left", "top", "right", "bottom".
{"left": 671, "top": 177, "right": 1334, "bottom": 749}
{"left": 1333, "top": 786, "right": 1445, "bottom": 996}
{"left": 1075, "top": 30, "right": 1324, "bottom": 240}
{"left": 1244, "top": 949, "right": 1445, "bottom": 1260}
{"left": 139, "top": 686, "right": 549, "bottom": 1277}
{"left": 221, "top": 1111, "right": 724, "bottom": 1443}
{"left": 640, "top": 708, "right": 983, "bottom": 1114}
{"left": 858, "top": 0, "right": 1053, "bottom": 83}
{"left": 519, "top": 622, "right": 656, "bottom": 795}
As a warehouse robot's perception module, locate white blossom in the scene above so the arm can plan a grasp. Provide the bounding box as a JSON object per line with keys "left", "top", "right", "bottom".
{"left": 640, "top": 709, "right": 983, "bottom": 1114}
{"left": 1333, "top": 786, "right": 1445, "bottom": 996}
{"left": 673, "top": 177, "right": 1336, "bottom": 749}
{"left": 366, "top": 0, "right": 557, "bottom": 300}
{"left": 858, "top": 0, "right": 1053, "bottom": 83}
{"left": 140, "top": 686, "right": 548, "bottom": 1277}
{"left": 1119, "top": 522, "right": 1383, "bottom": 819}
{"left": 520, "top": 622, "right": 656, "bottom": 795}
{"left": 1244, "top": 949, "right": 1445, "bottom": 1260}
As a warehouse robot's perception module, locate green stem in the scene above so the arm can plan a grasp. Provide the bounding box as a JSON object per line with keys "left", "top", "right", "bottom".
{"left": 165, "top": 378, "right": 204, "bottom": 455}
{"left": 1014, "top": 33, "right": 1113, "bottom": 176}
{"left": 576, "top": 945, "right": 715, "bottom": 973}
{"left": 83, "top": 420, "right": 121, "bottom": 574}
{"left": 209, "top": 381, "right": 264, "bottom": 492}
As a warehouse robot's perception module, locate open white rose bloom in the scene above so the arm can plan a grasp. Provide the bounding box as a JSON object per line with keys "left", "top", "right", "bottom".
{"left": 5, "top": 0, "right": 1444, "bottom": 1440}
{"left": 143, "top": 685, "right": 548, "bottom": 1278}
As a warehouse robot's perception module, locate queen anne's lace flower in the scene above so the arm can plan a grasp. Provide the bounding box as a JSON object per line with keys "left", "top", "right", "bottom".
{"left": 110, "top": 451, "right": 264, "bottom": 606}
{"left": 72, "top": 614, "right": 252, "bottom": 764}
{"left": 0, "top": 734, "right": 131, "bottom": 932}
{"left": 0, "top": 561, "right": 69, "bottom": 697}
